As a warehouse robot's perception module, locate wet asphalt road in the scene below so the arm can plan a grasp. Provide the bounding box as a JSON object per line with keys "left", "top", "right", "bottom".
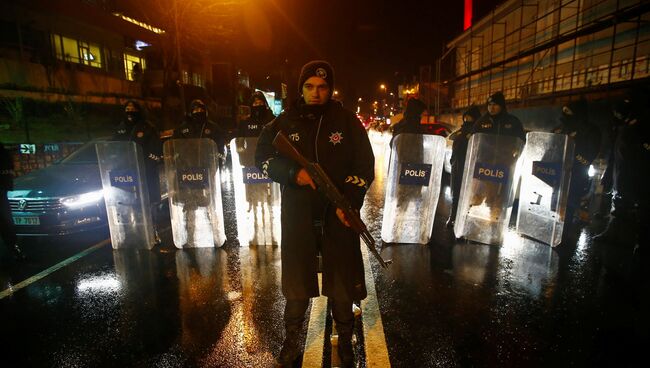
{"left": 1, "top": 131, "right": 649, "bottom": 367}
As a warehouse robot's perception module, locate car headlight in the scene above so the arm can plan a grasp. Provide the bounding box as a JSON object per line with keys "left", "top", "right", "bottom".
{"left": 61, "top": 190, "right": 105, "bottom": 209}
{"left": 588, "top": 164, "right": 596, "bottom": 178}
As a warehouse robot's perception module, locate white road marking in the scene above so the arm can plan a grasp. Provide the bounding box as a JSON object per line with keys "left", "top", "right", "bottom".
{"left": 0, "top": 239, "right": 110, "bottom": 300}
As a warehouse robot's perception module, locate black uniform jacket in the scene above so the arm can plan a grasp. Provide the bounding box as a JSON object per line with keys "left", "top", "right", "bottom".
{"left": 552, "top": 119, "right": 601, "bottom": 169}
{"left": 255, "top": 100, "right": 375, "bottom": 301}
{"left": 114, "top": 120, "right": 163, "bottom": 200}
{"left": 114, "top": 120, "right": 163, "bottom": 163}
{"left": 239, "top": 109, "right": 275, "bottom": 137}
{"left": 173, "top": 119, "right": 226, "bottom": 157}
{"left": 450, "top": 121, "right": 474, "bottom": 168}
{"left": 471, "top": 111, "right": 526, "bottom": 141}
{"left": 0, "top": 143, "right": 13, "bottom": 191}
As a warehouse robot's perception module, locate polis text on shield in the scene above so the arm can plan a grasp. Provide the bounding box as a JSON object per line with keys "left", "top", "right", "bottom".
{"left": 477, "top": 167, "right": 504, "bottom": 179}
{"left": 474, "top": 162, "right": 509, "bottom": 183}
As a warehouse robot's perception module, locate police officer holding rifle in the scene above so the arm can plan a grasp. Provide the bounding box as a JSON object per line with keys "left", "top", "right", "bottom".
{"left": 255, "top": 60, "right": 385, "bottom": 367}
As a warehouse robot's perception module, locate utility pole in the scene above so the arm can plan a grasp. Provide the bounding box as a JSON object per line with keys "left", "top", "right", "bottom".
{"left": 173, "top": 0, "right": 186, "bottom": 116}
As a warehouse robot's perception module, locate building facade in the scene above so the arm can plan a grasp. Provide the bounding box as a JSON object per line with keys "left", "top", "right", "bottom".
{"left": 446, "top": 0, "right": 649, "bottom": 112}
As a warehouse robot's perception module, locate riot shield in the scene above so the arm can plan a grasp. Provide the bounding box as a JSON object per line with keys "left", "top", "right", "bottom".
{"left": 230, "top": 137, "right": 281, "bottom": 246}
{"left": 96, "top": 141, "right": 155, "bottom": 249}
{"left": 163, "top": 138, "right": 226, "bottom": 248}
{"left": 453, "top": 133, "right": 524, "bottom": 245}
{"left": 381, "top": 133, "right": 446, "bottom": 244}
{"left": 516, "top": 132, "right": 574, "bottom": 246}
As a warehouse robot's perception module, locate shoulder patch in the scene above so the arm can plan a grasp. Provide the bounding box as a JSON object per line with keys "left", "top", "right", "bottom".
{"left": 328, "top": 131, "right": 343, "bottom": 145}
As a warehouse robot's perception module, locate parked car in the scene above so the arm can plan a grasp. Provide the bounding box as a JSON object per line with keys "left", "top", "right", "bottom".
{"left": 8, "top": 139, "right": 107, "bottom": 235}
{"left": 8, "top": 138, "right": 167, "bottom": 236}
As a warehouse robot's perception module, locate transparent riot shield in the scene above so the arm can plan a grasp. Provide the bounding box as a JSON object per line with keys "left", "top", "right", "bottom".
{"left": 96, "top": 141, "right": 155, "bottom": 249}
{"left": 230, "top": 137, "right": 281, "bottom": 245}
{"left": 381, "top": 133, "right": 446, "bottom": 244}
{"left": 454, "top": 133, "right": 525, "bottom": 245}
{"left": 516, "top": 132, "right": 574, "bottom": 246}
{"left": 163, "top": 138, "right": 226, "bottom": 248}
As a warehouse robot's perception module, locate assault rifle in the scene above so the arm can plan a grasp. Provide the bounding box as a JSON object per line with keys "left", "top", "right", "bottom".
{"left": 272, "top": 130, "right": 392, "bottom": 269}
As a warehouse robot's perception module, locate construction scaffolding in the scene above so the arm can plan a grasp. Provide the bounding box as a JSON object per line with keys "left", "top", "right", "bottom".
{"left": 447, "top": 0, "right": 650, "bottom": 109}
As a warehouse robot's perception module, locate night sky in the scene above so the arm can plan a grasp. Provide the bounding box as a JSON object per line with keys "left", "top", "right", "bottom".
{"left": 120, "top": 0, "right": 503, "bottom": 103}
{"left": 237, "top": 0, "right": 503, "bottom": 102}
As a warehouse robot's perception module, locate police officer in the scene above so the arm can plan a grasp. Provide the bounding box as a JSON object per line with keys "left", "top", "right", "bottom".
{"left": 170, "top": 99, "right": 227, "bottom": 246}
{"left": 470, "top": 92, "right": 526, "bottom": 140}
{"left": 447, "top": 105, "right": 481, "bottom": 227}
{"left": 173, "top": 99, "right": 226, "bottom": 158}
{"left": 391, "top": 98, "right": 427, "bottom": 138}
{"left": 552, "top": 100, "right": 601, "bottom": 224}
{"left": 467, "top": 92, "right": 526, "bottom": 221}
{"left": 594, "top": 97, "right": 650, "bottom": 255}
{"left": 114, "top": 100, "right": 163, "bottom": 243}
{"left": 256, "top": 60, "right": 374, "bottom": 368}
{"left": 239, "top": 91, "right": 275, "bottom": 138}
{"left": 0, "top": 142, "right": 24, "bottom": 262}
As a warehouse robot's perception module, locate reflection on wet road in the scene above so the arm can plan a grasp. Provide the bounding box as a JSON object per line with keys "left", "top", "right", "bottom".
{"left": 1, "top": 131, "right": 648, "bottom": 367}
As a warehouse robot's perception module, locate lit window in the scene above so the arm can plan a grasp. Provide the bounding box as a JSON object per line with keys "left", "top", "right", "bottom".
{"left": 192, "top": 72, "right": 203, "bottom": 87}
{"left": 51, "top": 34, "right": 81, "bottom": 63}
{"left": 78, "top": 41, "right": 103, "bottom": 68}
{"left": 124, "top": 53, "right": 146, "bottom": 81}
{"left": 51, "top": 34, "right": 103, "bottom": 68}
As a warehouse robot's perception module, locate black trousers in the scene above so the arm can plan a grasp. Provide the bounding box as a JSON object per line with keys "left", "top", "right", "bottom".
{"left": 0, "top": 191, "right": 17, "bottom": 247}
{"left": 284, "top": 297, "right": 354, "bottom": 336}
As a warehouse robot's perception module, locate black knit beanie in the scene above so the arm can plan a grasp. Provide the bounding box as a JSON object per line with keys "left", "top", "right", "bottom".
{"left": 463, "top": 105, "right": 481, "bottom": 123}
{"left": 487, "top": 91, "right": 506, "bottom": 109}
{"left": 298, "top": 60, "right": 334, "bottom": 95}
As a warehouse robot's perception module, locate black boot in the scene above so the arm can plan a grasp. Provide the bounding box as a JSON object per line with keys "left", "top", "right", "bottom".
{"left": 337, "top": 324, "right": 354, "bottom": 368}
{"left": 275, "top": 299, "right": 308, "bottom": 367}
{"left": 275, "top": 329, "right": 302, "bottom": 367}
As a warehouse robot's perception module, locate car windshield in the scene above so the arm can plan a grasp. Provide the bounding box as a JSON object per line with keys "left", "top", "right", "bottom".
{"left": 60, "top": 142, "right": 100, "bottom": 164}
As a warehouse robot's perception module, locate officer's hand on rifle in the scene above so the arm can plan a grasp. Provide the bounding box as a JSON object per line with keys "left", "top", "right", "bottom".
{"left": 295, "top": 168, "right": 316, "bottom": 189}
{"left": 336, "top": 208, "right": 351, "bottom": 227}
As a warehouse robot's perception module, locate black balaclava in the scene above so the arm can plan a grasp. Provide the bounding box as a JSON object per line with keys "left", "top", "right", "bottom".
{"left": 190, "top": 99, "right": 208, "bottom": 123}
{"left": 124, "top": 100, "right": 143, "bottom": 125}
{"left": 250, "top": 91, "right": 269, "bottom": 120}
{"left": 561, "top": 99, "right": 588, "bottom": 127}
{"left": 612, "top": 98, "right": 631, "bottom": 125}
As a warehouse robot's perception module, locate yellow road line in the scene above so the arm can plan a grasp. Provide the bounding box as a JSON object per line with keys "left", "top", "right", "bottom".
{"left": 302, "top": 274, "right": 327, "bottom": 367}
{"left": 361, "top": 244, "right": 391, "bottom": 367}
